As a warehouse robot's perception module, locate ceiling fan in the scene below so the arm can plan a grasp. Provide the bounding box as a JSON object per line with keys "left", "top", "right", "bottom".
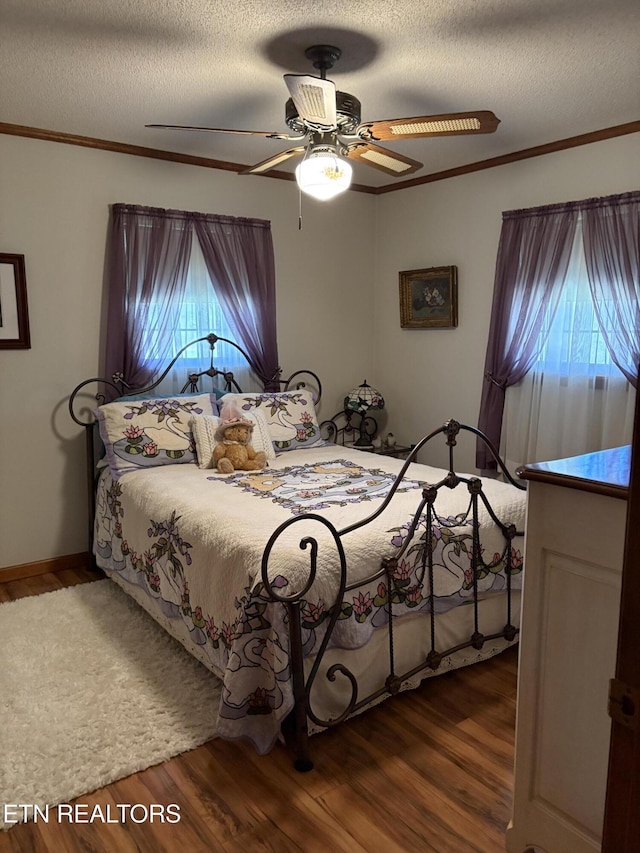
{"left": 147, "top": 45, "right": 500, "bottom": 198}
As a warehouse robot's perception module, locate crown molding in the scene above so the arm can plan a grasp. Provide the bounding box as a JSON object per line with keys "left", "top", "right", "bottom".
{"left": 1, "top": 119, "right": 638, "bottom": 195}
{"left": 374, "top": 121, "right": 640, "bottom": 194}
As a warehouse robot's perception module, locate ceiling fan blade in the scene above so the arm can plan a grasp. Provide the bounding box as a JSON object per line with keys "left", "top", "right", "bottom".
{"left": 241, "top": 146, "right": 307, "bottom": 175}
{"left": 358, "top": 111, "right": 500, "bottom": 141}
{"left": 346, "top": 142, "right": 423, "bottom": 177}
{"left": 284, "top": 74, "right": 337, "bottom": 130}
{"left": 145, "top": 124, "right": 296, "bottom": 140}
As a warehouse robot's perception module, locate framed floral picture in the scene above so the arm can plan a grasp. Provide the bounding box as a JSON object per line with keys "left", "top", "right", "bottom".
{"left": 399, "top": 265, "right": 458, "bottom": 329}
{"left": 0, "top": 253, "right": 30, "bottom": 349}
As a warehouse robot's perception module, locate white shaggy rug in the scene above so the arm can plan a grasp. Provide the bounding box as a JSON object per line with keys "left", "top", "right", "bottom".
{"left": 0, "top": 580, "right": 222, "bottom": 830}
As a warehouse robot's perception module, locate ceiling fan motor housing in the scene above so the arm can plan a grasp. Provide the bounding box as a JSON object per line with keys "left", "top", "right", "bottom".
{"left": 285, "top": 91, "right": 362, "bottom": 135}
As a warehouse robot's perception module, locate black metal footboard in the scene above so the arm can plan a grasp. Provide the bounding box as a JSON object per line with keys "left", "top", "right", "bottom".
{"left": 260, "top": 419, "right": 527, "bottom": 771}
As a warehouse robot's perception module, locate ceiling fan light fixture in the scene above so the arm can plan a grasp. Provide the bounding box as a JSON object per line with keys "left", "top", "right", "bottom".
{"left": 295, "top": 149, "right": 352, "bottom": 201}
{"left": 147, "top": 45, "right": 500, "bottom": 193}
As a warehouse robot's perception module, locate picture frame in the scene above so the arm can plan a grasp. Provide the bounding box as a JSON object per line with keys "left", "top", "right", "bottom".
{"left": 399, "top": 265, "right": 458, "bottom": 329}
{"left": 0, "top": 253, "right": 31, "bottom": 349}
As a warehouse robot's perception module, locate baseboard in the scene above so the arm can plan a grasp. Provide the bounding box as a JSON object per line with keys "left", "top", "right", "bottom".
{"left": 0, "top": 552, "right": 91, "bottom": 583}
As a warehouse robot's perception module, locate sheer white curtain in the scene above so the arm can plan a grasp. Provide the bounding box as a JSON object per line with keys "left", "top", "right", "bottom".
{"left": 502, "top": 218, "right": 636, "bottom": 473}
{"left": 143, "top": 239, "right": 260, "bottom": 394}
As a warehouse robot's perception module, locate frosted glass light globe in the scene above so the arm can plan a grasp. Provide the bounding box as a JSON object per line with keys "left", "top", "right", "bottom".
{"left": 295, "top": 152, "right": 353, "bottom": 201}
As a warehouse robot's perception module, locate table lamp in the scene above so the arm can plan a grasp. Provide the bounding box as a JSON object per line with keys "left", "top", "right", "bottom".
{"left": 345, "top": 380, "right": 385, "bottom": 447}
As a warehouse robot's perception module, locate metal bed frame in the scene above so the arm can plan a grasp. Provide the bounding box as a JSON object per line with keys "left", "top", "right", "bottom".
{"left": 69, "top": 334, "right": 526, "bottom": 771}
{"left": 261, "top": 417, "right": 525, "bottom": 770}
{"left": 69, "top": 333, "right": 321, "bottom": 559}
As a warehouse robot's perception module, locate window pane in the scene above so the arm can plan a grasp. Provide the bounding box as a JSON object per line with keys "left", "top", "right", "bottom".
{"left": 534, "top": 222, "right": 624, "bottom": 379}
{"left": 142, "top": 240, "right": 257, "bottom": 392}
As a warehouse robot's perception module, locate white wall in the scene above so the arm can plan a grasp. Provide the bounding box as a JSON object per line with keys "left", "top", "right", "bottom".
{"left": 0, "top": 135, "right": 375, "bottom": 568}
{"left": 373, "top": 133, "right": 640, "bottom": 471}
{"left": 2, "top": 131, "right": 638, "bottom": 568}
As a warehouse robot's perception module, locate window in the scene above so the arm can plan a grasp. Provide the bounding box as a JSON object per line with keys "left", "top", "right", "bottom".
{"left": 142, "top": 240, "right": 256, "bottom": 394}
{"left": 531, "top": 221, "right": 625, "bottom": 380}
{"left": 502, "top": 219, "right": 635, "bottom": 471}
{"left": 103, "top": 203, "right": 279, "bottom": 400}
{"left": 478, "top": 191, "right": 639, "bottom": 473}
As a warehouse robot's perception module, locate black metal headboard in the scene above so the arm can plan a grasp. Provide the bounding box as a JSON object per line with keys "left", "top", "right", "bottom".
{"left": 68, "top": 332, "right": 322, "bottom": 557}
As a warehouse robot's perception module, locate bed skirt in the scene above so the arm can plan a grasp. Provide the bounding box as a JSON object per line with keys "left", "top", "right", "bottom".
{"left": 102, "top": 566, "right": 519, "bottom": 745}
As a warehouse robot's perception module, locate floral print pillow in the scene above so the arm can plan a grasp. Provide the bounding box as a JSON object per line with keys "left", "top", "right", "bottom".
{"left": 220, "top": 391, "right": 324, "bottom": 452}
{"left": 96, "top": 394, "right": 218, "bottom": 479}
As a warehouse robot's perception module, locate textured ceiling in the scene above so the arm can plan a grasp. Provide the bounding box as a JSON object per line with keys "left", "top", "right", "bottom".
{"left": 1, "top": 0, "right": 639, "bottom": 188}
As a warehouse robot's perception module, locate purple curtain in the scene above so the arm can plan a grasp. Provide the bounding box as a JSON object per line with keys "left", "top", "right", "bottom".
{"left": 103, "top": 205, "right": 279, "bottom": 394}
{"left": 103, "top": 204, "right": 192, "bottom": 391}
{"left": 476, "top": 203, "right": 579, "bottom": 469}
{"left": 192, "top": 213, "right": 280, "bottom": 386}
{"left": 582, "top": 191, "right": 640, "bottom": 387}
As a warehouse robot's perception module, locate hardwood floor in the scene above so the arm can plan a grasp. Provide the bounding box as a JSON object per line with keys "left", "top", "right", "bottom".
{"left": 0, "top": 569, "right": 518, "bottom": 853}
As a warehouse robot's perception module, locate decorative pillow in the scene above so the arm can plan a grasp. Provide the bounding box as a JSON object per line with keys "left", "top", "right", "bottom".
{"left": 96, "top": 394, "right": 218, "bottom": 479}
{"left": 190, "top": 409, "right": 276, "bottom": 469}
{"left": 220, "top": 390, "right": 324, "bottom": 452}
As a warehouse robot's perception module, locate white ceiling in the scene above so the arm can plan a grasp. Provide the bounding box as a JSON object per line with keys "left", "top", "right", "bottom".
{"left": 1, "top": 0, "right": 639, "bottom": 189}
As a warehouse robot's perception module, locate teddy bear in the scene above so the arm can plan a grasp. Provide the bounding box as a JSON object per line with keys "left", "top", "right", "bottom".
{"left": 212, "top": 404, "right": 267, "bottom": 474}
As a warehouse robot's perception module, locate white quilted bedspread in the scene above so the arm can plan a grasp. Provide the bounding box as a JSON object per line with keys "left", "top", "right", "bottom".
{"left": 94, "top": 444, "right": 526, "bottom": 752}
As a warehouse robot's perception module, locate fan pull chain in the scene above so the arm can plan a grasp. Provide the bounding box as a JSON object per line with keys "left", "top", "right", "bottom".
{"left": 298, "top": 185, "right": 303, "bottom": 230}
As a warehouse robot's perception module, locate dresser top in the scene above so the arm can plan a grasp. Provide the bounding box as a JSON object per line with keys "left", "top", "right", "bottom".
{"left": 517, "top": 445, "right": 631, "bottom": 500}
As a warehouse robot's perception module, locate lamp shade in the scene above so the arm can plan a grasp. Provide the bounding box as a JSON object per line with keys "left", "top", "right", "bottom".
{"left": 345, "top": 380, "right": 385, "bottom": 415}
{"left": 295, "top": 150, "right": 353, "bottom": 201}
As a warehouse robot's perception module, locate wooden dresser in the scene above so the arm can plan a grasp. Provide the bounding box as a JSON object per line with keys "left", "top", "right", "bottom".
{"left": 506, "top": 446, "right": 630, "bottom": 853}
